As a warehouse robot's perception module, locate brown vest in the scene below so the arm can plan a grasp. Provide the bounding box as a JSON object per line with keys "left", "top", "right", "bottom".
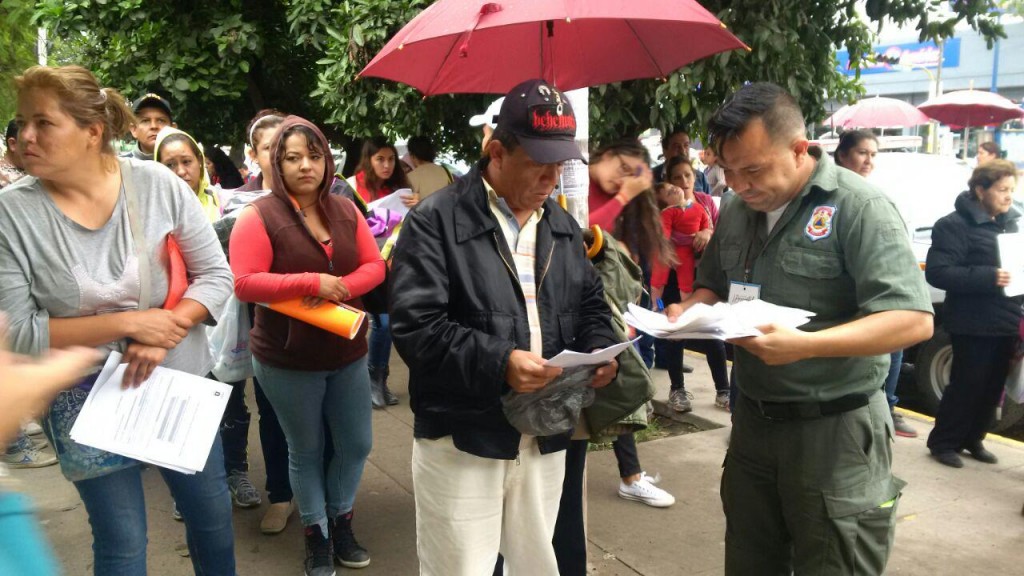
{"left": 248, "top": 193, "right": 369, "bottom": 371}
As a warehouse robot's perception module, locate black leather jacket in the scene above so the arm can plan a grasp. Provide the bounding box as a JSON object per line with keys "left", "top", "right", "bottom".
{"left": 390, "top": 159, "right": 617, "bottom": 460}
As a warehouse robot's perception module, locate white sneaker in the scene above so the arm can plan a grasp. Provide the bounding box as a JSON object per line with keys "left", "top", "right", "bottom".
{"left": 618, "top": 472, "right": 675, "bottom": 508}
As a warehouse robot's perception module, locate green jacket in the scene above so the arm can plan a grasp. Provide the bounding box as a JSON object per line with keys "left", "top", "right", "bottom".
{"left": 583, "top": 233, "right": 656, "bottom": 441}
{"left": 696, "top": 150, "right": 932, "bottom": 402}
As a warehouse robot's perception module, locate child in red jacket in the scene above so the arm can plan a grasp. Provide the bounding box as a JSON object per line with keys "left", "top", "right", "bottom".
{"left": 650, "top": 161, "right": 711, "bottom": 304}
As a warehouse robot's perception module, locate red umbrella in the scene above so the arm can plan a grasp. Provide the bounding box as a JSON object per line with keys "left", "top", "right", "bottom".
{"left": 917, "top": 89, "right": 1024, "bottom": 127}
{"left": 359, "top": 0, "right": 747, "bottom": 95}
{"left": 823, "top": 96, "right": 931, "bottom": 129}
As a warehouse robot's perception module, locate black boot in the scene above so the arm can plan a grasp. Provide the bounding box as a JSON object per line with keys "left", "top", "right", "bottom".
{"left": 331, "top": 511, "right": 371, "bottom": 569}
{"left": 304, "top": 524, "right": 336, "bottom": 576}
{"left": 380, "top": 366, "right": 398, "bottom": 406}
{"left": 368, "top": 365, "right": 385, "bottom": 409}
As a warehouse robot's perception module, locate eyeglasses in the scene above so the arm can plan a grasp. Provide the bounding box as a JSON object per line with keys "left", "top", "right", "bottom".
{"left": 612, "top": 155, "right": 640, "bottom": 178}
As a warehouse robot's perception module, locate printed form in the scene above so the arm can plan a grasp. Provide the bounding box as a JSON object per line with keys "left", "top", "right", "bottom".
{"left": 70, "top": 351, "right": 231, "bottom": 474}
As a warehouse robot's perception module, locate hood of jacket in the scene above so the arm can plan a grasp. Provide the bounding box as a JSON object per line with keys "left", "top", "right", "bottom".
{"left": 154, "top": 126, "right": 220, "bottom": 222}
{"left": 266, "top": 116, "right": 336, "bottom": 210}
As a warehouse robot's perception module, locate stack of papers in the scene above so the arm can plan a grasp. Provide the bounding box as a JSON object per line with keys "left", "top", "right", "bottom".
{"left": 70, "top": 352, "right": 231, "bottom": 474}
{"left": 624, "top": 300, "right": 814, "bottom": 341}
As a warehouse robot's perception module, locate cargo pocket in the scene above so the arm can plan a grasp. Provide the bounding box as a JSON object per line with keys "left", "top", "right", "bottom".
{"left": 558, "top": 311, "right": 580, "bottom": 349}
{"left": 821, "top": 477, "right": 905, "bottom": 575}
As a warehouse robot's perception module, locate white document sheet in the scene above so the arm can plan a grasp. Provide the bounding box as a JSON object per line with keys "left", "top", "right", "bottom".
{"left": 544, "top": 338, "right": 639, "bottom": 369}
{"left": 70, "top": 352, "right": 231, "bottom": 474}
{"left": 998, "top": 233, "right": 1024, "bottom": 297}
{"left": 366, "top": 188, "right": 414, "bottom": 217}
{"left": 624, "top": 300, "right": 814, "bottom": 341}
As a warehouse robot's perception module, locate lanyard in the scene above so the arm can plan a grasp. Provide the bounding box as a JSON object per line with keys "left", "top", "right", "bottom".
{"left": 742, "top": 213, "right": 768, "bottom": 283}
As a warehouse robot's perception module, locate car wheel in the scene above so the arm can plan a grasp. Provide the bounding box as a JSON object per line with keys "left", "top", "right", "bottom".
{"left": 913, "top": 327, "right": 1024, "bottom": 432}
{"left": 914, "top": 329, "right": 951, "bottom": 414}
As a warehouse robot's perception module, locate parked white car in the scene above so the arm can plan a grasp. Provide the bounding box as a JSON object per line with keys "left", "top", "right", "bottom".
{"left": 870, "top": 152, "right": 1024, "bottom": 430}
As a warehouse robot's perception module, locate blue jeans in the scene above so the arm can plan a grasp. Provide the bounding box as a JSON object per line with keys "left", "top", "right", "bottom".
{"left": 884, "top": 350, "right": 903, "bottom": 410}
{"left": 253, "top": 355, "right": 373, "bottom": 531}
{"left": 368, "top": 313, "right": 392, "bottom": 369}
{"left": 72, "top": 434, "right": 235, "bottom": 576}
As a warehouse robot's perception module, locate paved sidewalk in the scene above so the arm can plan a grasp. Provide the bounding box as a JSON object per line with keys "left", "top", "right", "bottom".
{"left": 14, "top": 351, "right": 1024, "bottom": 575}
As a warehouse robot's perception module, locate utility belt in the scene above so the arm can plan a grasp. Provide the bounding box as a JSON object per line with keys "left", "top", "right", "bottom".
{"left": 745, "top": 391, "right": 871, "bottom": 421}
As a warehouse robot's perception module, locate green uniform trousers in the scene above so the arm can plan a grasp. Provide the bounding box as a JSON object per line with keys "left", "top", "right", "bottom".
{"left": 723, "top": 390, "right": 905, "bottom": 575}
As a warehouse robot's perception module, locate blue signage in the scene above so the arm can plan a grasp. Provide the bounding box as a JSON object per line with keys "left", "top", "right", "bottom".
{"left": 836, "top": 38, "right": 961, "bottom": 76}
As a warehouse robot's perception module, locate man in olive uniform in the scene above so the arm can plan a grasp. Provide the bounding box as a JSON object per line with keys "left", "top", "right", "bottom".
{"left": 666, "top": 82, "right": 933, "bottom": 574}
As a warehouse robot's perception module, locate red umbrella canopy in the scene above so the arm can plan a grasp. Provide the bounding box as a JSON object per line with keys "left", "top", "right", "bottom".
{"left": 824, "top": 96, "right": 931, "bottom": 129}
{"left": 359, "top": 0, "right": 748, "bottom": 95}
{"left": 918, "top": 89, "right": 1024, "bottom": 127}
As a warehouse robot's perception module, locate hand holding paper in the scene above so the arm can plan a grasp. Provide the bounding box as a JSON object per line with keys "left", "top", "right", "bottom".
{"left": 70, "top": 352, "right": 231, "bottom": 474}
{"left": 367, "top": 188, "right": 415, "bottom": 218}
{"left": 506, "top": 350, "right": 562, "bottom": 393}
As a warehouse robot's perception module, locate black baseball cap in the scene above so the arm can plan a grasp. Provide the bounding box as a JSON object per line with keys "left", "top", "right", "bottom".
{"left": 497, "top": 79, "right": 584, "bottom": 164}
{"left": 132, "top": 93, "right": 172, "bottom": 117}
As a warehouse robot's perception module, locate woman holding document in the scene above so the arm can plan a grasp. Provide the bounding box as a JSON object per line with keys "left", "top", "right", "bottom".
{"left": 347, "top": 137, "right": 413, "bottom": 408}
{"left": 925, "top": 159, "right": 1022, "bottom": 469}
{"left": 0, "top": 66, "right": 236, "bottom": 575}
{"left": 230, "top": 116, "right": 385, "bottom": 575}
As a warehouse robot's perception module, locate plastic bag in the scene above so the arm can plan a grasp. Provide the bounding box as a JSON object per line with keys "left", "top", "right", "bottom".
{"left": 208, "top": 295, "right": 254, "bottom": 382}
{"left": 502, "top": 367, "right": 597, "bottom": 436}
{"left": 1006, "top": 338, "right": 1024, "bottom": 404}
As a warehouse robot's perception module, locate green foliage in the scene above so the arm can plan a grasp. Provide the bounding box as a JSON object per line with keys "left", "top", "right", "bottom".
{"left": 295, "top": 0, "right": 488, "bottom": 159}
{"left": 0, "top": 0, "right": 39, "bottom": 124}
{"left": 33, "top": 0, "right": 326, "bottom": 147}
{"left": 31, "top": 0, "right": 1004, "bottom": 159}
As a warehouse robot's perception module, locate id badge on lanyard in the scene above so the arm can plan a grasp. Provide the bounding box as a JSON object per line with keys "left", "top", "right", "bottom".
{"left": 728, "top": 281, "right": 761, "bottom": 304}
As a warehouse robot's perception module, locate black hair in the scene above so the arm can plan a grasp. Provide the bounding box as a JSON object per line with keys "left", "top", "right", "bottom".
{"left": 833, "top": 129, "right": 878, "bottom": 167}
{"left": 206, "top": 145, "right": 244, "bottom": 189}
{"left": 707, "top": 82, "right": 805, "bottom": 157}
{"left": 5, "top": 119, "right": 17, "bottom": 141}
{"left": 591, "top": 138, "right": 651, "bottom": 165}
{"left": 661, "top": 127, "right": 690, "bottom": 146}
{"left": 616, "top": 190, "right": 677, "bottom": 268}
{"left": 407, "top": 135, "right": 437, "bottom": 163}
{"left": 488, "top": 126, "right": 520, "bottom": 156}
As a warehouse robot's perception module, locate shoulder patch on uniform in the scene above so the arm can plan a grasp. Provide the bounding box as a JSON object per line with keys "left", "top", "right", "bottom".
{"left": 805, "top": 205, "right": 837, "bottom": 242}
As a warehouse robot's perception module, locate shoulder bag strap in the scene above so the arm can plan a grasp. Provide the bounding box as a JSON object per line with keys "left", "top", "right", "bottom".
{"left": 121, "top": 160, "right": 151, "bottom": 311}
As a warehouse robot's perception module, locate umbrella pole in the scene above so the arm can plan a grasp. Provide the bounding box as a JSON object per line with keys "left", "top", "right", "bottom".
{"left": 542, "top": 20, "right": 556, "bottom": 86}
{"left": 962, "top": 126, "right": 969, "bottom": 160}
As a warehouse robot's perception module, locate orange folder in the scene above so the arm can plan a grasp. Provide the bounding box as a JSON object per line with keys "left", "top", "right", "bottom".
{"left": 163, "top": 236, "right": 188, "bottom": 309}
{"left": 261, "top": 298, "right": 366, "bottom": 340}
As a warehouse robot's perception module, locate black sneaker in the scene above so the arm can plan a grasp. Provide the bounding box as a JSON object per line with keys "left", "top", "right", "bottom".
{"left": 331, "top": 512, "right": 371, "bottom": 569}
{"left": 304, "top": 524, "right": 336, "bottom": 576}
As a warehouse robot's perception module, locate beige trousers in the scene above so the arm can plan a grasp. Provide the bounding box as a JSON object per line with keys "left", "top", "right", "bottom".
{"left": 412, "top": 435, "right": 566, "bottom": 576}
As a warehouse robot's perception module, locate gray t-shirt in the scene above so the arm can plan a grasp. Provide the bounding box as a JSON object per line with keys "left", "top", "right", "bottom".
{"left": 0, "top": 158, "right": 232, "bottom": 376}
